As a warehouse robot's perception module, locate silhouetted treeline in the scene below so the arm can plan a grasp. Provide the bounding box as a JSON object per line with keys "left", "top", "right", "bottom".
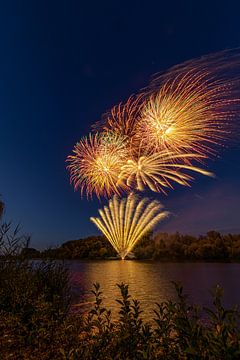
{"left": 31, "top": 231, "right": 240, "bottom": 261}
{"left": 39, "top": 236, "right": 117, "bottom": 260}
{"left": 134, "top": 231, "right": 238, "bottom": 261}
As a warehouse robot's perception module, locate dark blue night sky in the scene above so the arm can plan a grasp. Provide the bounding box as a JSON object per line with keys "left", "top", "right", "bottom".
{"left": 0, "top": 1, "right": 240, "bottom": 249}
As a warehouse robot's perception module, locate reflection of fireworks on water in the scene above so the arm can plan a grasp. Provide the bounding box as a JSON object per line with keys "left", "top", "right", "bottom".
{"left": 90, "top": 193, "right": 168, "bottom": 259}
{"left": 67, "top": 132, "right": 130, "bottom": 198}
{"left": 118, "top": 152, "right": 214, "bottom": 194}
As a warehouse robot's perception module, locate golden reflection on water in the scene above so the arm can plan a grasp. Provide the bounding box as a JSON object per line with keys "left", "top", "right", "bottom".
{"left": 69, "top": 261, "right": 240, "bottom": 320}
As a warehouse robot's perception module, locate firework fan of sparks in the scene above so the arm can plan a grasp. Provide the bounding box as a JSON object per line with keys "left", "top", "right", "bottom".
{"left": 118, "top": 152, "right": 214, "bottom": 194}
{"left": 67, "top": 132, "right": 130, "bottom": 198}
{"left": 90, "top": 193, "right": 168, "bottom": 259}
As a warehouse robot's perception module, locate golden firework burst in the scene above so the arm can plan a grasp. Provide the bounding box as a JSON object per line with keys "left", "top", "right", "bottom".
{"left": 67, "top": 132, "right": 130, "bottom": 198}
{"left": 118, "top": 152, "right": 214, "bottom": 194}
{"left": 134, "top": 52, "right": 240, "bottom": 155}
{"left": 90, "top": 193, "right": 168, "bottom": 259}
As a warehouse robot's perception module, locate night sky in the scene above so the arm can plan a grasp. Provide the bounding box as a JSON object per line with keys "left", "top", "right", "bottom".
{"left": 1, "top": 1, "right": 240, "bottom": 249}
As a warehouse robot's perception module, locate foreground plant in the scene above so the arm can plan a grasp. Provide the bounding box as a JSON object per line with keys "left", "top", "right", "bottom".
{"left": 61, "top": 283, "right": 240, "bottom": 360}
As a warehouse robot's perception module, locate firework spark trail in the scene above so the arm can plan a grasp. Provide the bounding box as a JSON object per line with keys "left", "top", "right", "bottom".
{"left": 90, "top": 194, "right": 168, "bottom": 259}
{"left": 118, "top": 152, "right": 214, "bottom": 194}
{"left": 67, "top": 132, "right": 130, "bottom": 198}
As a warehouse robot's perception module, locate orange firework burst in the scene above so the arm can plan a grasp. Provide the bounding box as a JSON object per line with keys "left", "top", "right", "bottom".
{"left": 67, "top": 132, "right": 130, "bottom": 198}
{"left": 134, "top": 51, "right": 240, "bottom": 155}
{"left": 118, "top": 151, "right": 214, "bottom": 194}
{"left": 93, "top": 95, "right": 144, "bottom": 144}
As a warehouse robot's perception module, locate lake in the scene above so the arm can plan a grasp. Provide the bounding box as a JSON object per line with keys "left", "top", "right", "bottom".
{"left": 68, "top": 260, "right": 240, "bottom": 319}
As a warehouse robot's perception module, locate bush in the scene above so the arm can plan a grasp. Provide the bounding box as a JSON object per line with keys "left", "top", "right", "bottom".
{"left": 61, "top": 283, "right": 240, "bottom": 360}
{"left": 0, "top": 260, "right": 74, "bottom": 360}
{"left": 2, "top": 272, "right": 240, "bottom": 359}
{"left": 0, "top": 220, "right": 73, "bottom": 359}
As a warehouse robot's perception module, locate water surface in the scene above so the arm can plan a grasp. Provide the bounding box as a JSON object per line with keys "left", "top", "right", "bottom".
{"left": 69, "top": 260, "right": 240, "bottom": 319}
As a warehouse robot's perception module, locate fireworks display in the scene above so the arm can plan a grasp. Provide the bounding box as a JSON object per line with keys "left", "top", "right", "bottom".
{"left": 90, "top": 194, "right": 168, "bottom": 259}
{"left": 67, "top": 50, "right": 240, "bottom": 199}
{"left": 67, "top": 50, "right": 240, "bottom": 257}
